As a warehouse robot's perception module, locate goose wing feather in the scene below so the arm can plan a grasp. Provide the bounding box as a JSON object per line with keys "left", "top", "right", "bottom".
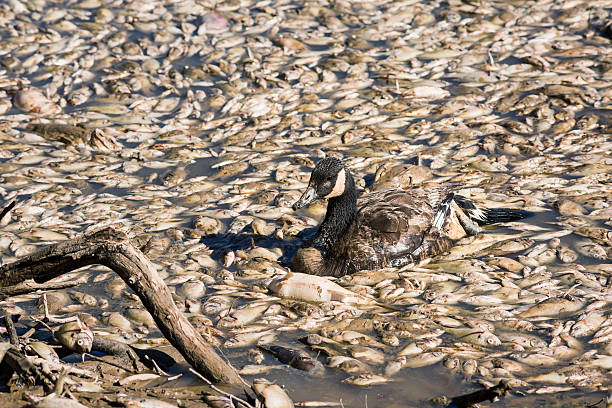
{"left": 339, "top": 187, "right": 452, "bottom": 267}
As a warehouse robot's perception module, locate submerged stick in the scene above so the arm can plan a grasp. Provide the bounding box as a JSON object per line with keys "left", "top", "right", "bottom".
{"left": 0, "top": 227, "right": 242, "bottom": 385}
{"left": 0, "top": 200, "right": 16, "bottom": 223}
{"left": 447, "top": 380, "right": 511, "bottom": 408}
{"left": 0, "top": 278, "right": 86, "bottom": 301}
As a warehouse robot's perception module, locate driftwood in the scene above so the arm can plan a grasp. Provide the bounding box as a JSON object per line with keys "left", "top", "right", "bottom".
{"left": 0, "top": 227, "right": 243, "bottom": 385}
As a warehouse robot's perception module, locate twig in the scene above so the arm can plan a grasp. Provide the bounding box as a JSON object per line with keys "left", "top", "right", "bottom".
{"left": 215, "top": 345, "right": 251, "bottom": 388}
{"left": 562, "top": 284, "right": 579, "bottom": 299}
{"left": 189, "top": 368, "right": 255, "bottom": 408}
{"left": 84, "top": 353, "right": 137, "bottom": 374}
{"left": 30, "top": 317, "right": 54, "bottom": 336}
{"left": 22, "top": 328, "right": 35, "bottom": 339}
{"left": 147, "top": 355, "right": 170, "bottom": 377}
{"left": 54, "top": 367, "right": 69, "bottom": 395}
{"left": 43, "top": 294, "right": 83, "bottom": 324}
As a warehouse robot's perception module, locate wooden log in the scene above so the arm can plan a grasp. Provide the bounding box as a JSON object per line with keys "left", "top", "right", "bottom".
{"left": 0, "top": 227, "right": 243, "bottom": 385}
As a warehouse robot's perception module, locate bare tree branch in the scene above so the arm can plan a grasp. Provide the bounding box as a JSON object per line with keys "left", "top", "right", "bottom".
{"left": 0, "top": 227, "right": 242, "bottom": 385}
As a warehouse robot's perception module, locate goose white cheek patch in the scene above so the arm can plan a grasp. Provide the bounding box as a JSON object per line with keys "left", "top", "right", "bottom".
{"left": 325, "top": 168, "right": 346, "bottom": 198}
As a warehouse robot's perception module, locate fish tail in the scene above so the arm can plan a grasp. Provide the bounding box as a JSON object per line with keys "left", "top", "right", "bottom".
{"left": 453, "top": 195, "right": 533, "bottom": 225}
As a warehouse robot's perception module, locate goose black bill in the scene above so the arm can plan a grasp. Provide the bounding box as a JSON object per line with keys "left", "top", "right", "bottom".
{"left": 293, "top": 186, "right": 317, "bottom": 210}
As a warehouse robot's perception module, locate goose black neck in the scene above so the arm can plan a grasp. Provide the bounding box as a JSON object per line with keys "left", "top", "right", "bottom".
{"left": 313, "top": 169, "right": 357, "bottom": 253}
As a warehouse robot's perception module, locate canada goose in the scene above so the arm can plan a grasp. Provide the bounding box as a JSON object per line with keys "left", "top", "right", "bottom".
{"left": 291, "top": 157, "right": 531, "bottom": 277}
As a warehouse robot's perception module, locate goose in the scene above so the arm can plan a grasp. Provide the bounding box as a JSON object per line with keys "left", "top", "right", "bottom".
{"left": 291, "top": 157, "right": 531, "bottom": 277}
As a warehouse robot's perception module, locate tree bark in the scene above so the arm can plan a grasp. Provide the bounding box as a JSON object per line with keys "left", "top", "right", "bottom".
{"left": 0, "top": 227, "right": 242, "bottom": 385}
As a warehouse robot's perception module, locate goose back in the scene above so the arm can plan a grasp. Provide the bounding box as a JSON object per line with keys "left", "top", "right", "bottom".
{"left": 293, "top": 186, "right": 455, "bottom": 276}
{"left": 331, "top": 186, "right": 452, "bottom": 270}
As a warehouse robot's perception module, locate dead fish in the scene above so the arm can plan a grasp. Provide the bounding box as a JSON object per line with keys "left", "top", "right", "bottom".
{"left": 217, "top": 303, "right": 269, "bottom": 328}
{"left": 397, "top": 342, "right": 424, "bottom": 357}
{"left": 259, "top": 345, "right": 325, "bottom": 376}
{"left": 519, "top": 296, "right": 585, "bottom": 318}
{"left": 445, "top": 328, "right": 501, "bottom": 347}
{"left": 342, "top": 374, "right": 391, "bottom": 386}
{"left": 224, "top": 330, "right": 276, "bottom": 348}
{"left": 55, "top": 320, "right": 94, "bottom": 354}
{"left": 487, "top": 238, "right": 535, "bottom": 256}
{"left": 15, "top": 88, "right": 61, "bottom": 115}
{"left": 203, "top": 395, "right": 238, "bottom": 408}
{"left": 27, "top": 341, "right": 60, "bottom": 363}
{"left": 252, "top": 378, "right": 294, "bottom": 408}
{"left": 175, "top": 279, "right": 206, "bottom": 299}
{"left": 116, "top": 395, "right": 179, "bottom": 408}
{"left": 443, "top": 233, "right": 527, "bottom": 260}
{"left": 510, "top": 352, "right": 560, "bottom": 367}
{"left": 557, "top": 245, "right": 578, "bottom": 263}
{"left": 574, "top": 239, "right": 608, "bottom": 260}
{"left": 162, "top": 166, "right": 187, "bottom": 187}
{"left": 327, "top": 356, "right": 372, "bottom": 374}
{"left": 570, "top": 313, "right": 606, "bottom": 337}
{"left": 102, "top": 312, "right": 132, "bottom": 331}
{"left": 268, "top": 273, "right": 376, "bottom": 305}
{"left": 587, "top": 355, "right": 612, "bottom": 370}
{"left": 21, "top": 228, "right": 68, "bottom": 241}
{"left": 373, "top": 163, "right": 433, "bottom": 190}
{"left": 348, "top": 345, "right": 386, "bottom": 365}
{"left": 26, "top": 123, "right": 90, "bottom": 145}
{"left": 527, "top": 371, "right": 569, "bottom": 384}
{"left": 385, "top": 352, "right": 446, "bottom": 376}
{"left": 331, "top": 330, "right": 387, "bottom": 348}
{"left": 239, "top": 364, "right": 284, "bottom": 375}
{"left": 497, "top": 331, "right": 547, "bottom": 349}
{"left": 574, "top": 227, "right": 612, "bottom": 245}
{"left": 25, "top": 393, "right": 89, "bottom": 408}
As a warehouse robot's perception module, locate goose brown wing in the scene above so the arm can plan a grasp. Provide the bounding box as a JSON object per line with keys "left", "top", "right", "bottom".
{"left": 350, "top": 187, "right": 452, "bottom": 262}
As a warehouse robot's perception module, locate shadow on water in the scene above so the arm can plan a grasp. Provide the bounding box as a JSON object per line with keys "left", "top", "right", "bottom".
{"left": 200, "top": 226, "right": 318, "bottom": 267}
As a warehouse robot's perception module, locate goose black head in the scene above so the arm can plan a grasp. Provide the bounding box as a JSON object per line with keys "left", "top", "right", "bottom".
{"left": 293, "top": 158, "right": 348, "bottom": 210}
